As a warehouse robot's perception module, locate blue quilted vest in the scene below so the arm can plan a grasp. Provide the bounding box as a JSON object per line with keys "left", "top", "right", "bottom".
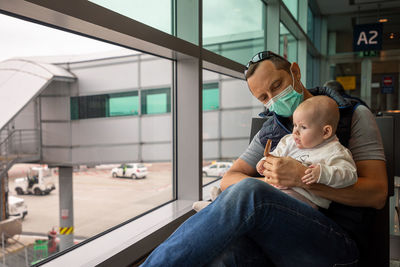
{"left": 257, "top": 86, "right": 372, "bottom": 258}
{"left": 258, "top": 86, "right": 360, "bottom": 150}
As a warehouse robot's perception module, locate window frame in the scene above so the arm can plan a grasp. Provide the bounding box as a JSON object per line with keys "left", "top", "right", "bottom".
{"left": 0, "top": 0, "right": 320, "bottom": 265}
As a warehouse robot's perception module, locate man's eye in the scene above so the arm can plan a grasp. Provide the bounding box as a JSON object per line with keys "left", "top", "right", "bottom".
{"left": 272, "top": 82, "right": 281, "bottom": 90}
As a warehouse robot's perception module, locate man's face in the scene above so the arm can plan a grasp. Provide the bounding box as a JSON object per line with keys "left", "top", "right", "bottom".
{"left": 247, "top": 60, "right": 298, "bottom": 105}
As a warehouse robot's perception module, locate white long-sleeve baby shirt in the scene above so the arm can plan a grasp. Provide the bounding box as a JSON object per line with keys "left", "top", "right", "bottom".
{"left": 270, "top": 134, "right": 358, "bottom": 209}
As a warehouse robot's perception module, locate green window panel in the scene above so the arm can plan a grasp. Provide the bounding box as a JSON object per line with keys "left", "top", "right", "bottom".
{"left": 203, "top": 83, "right": 219, "bottom": 111}
{"left": 70, "top": 97, "right": 79, "bottom": 120}
{"left": 141, "top": 88, "right": 171, "bottom": 115}
{"left": 71, "top": 91, "right": 139, "bottom": 120}
{"left": 109, "top": 92, "right": 139, "bottom": 116}
{"left": 70, "top": 94, "right": 109, "bottom": 120}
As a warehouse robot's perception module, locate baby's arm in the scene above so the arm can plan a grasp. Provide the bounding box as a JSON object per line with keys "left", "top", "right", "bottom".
{"left": 256, "top": 157, "right": 266, "bottom": 176}
{"left": 302, "top": 165, "right": 320, "bottom": 185}
{"left": 303, "top": 148, "right": 357, "bottom": 188}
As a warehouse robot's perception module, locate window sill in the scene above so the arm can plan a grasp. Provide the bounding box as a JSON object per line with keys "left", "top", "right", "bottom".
{"left": 41, "top": 180, "right": 221, "bottom": 266}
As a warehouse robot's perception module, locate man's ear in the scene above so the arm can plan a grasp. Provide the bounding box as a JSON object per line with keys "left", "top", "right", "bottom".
{"left": 290, "top": 62, "right": 301, "bottom": 82}
{"left": 322, "top": 125, "right": 333, "bottom": 139}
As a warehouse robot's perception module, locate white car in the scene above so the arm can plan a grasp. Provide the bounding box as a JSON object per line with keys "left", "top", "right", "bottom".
{"left": 111, "top": 163, "right": 148, "bottom": 179}
{"left": 8, "top": 196, "right": 28, "bottom": 219}
{"left": 202, "top": 162, "right": 233, "bottom": 177}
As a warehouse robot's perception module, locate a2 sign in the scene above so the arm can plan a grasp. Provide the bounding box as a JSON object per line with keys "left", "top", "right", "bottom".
{"left": 353, "top": 23, "right": 383, "bottom": 52}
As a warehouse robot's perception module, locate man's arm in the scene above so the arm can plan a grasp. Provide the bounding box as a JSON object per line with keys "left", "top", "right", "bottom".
{"left": 306, "top": 159, "right": 388, "bottom": 209}
{"left": 220, "top": 158, "right": 263, "bottom": 191}
{"left": 263, "top": 156, "right": 388, "bottom": 209}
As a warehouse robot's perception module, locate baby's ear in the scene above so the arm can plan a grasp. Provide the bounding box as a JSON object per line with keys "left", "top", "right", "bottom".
{"left": 322, "top": 125, "right": 333, "bottom": 139}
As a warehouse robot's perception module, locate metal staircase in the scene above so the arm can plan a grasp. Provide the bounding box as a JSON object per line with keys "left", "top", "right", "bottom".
{"left": 0, "top": 125, "right": 40, "bottom": 179}
{"left": 0, "top": 232, "right": 34, "bottom": 267}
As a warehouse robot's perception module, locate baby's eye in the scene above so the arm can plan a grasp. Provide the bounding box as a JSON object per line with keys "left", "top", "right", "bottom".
{"left": 301, "top": 126, "right": 306, "bottom": 130}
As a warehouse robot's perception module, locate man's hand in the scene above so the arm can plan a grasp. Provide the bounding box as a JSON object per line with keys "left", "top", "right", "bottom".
{"left": 301, "top": 164, "right": 320, "bottom": 185}
{"left": 262, "top": 154, "right": 307, "bottom": 187}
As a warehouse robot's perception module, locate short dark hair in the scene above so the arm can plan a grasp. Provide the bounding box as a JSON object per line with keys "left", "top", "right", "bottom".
{"left": 245, "top": 52, "right": 291, "bottom": 80}
{"left": 323, "top": 80, "right": 345, "bottom": 95}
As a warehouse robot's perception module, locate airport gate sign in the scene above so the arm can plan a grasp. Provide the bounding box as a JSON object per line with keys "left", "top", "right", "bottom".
{"left": 353, "top": 23, "right": 383, "bottom": 52}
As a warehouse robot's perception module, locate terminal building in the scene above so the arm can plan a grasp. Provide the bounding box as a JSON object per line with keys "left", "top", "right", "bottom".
{"left": 0, "top": 0, "right": 399, "bottom": 266}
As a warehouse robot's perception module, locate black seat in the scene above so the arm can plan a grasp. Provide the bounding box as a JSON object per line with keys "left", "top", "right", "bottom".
{"left": 250, "top": 116, "right": 394, "bottom": 267}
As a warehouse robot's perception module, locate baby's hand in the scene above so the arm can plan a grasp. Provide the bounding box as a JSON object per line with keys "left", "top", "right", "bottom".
{"left": 256, "top": 157, "right": 267, "bottom": 176}
{"left": 301, "top": 164, "right": 320, "bottom": 185}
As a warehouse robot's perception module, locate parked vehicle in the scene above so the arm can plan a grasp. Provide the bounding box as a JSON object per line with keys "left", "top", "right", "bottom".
{"left": 14, "top": 166, "right": 56, "bottom": 195}
{"left": 111, "top": 163, "right": 148, "bottom": 179}
{"left": 202, "top": 162, "right": 233, "bottom": 177}
{"left": 8, "top": 195, "right": 28, "bottom": 219}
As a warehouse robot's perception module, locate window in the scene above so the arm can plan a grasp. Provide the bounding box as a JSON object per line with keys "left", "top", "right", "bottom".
{"left": 141, "top": 88, "right": 171, "bottom": 115}
{"left": 70, "top": 95, "right": 108, "bottom": 120}
{"left": 109, "top": 92, "right": 139, "bottom": 116}
{"left": 279, "top": 22, "right": 298, "bottom": 63}
{"left": 202, "top": 69, "right": 263, "bottom": 186}
{"left": 0, "top": 13, "right": 173, "bottom": 261}
{"left": 307, "top": 6, "right": 315, "bottom": 43}
{"left": 203, "top": 83, "right": 219, "bottom": 111}
{"left": 88, "top": 0, "right": 172, "bottom": 34}
{"left": 203, "top": 0, "right": 265, "bottom": 65}
{"left": 282, "top": 0, "right": 298, "bottom": 20}
{"left": 70, "top": 91, "right": 139, "bottom": 120}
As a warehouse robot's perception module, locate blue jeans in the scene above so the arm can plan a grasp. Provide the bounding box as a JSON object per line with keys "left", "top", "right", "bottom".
{"left": 141, "top": 178, "right": 359, "bottom": 267}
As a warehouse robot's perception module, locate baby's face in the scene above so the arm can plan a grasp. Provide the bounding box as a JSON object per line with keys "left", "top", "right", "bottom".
{"left": 292, "top": 108, "right": 326, "bottom": 149}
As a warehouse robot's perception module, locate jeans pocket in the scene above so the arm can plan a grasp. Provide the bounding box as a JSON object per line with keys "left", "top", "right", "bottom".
{"left": 333, "top": 259, "right": 358, "bottom": 267}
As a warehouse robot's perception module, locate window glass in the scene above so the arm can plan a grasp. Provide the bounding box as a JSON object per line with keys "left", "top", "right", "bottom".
{"left": 279, "top": 22, "right": 298, "bottom": 63}
{"left": 71, "top": 91, "right": 140, "bottom": 120}
{"left": 306, "top": 52, "right": 313, "bottom": 88}
{"left": 282, "top": 0, "right": 298, "bottom": 20}
{"left": 109, "top": 92, "right": 139, "bottom": 116}
{"left": 1, "top": 13, "right": 173, "bottom": 261}
{"left": 203, "top": 83, "right": 219, "bottom": 111}
{"left": 73, "top": 95, "right": 108, "bottom": 119}
{"left": 141, "top": 88, "right": 171, "bottom": 115}
{"left": 203, "top": 0, "right": 265, "bottom": 65}
{"left": 88, "top": 0, "right": 172, "bottom": 34}
{"left": 307, "top": 6, "right": 314, "bottom": 42}
{"left": 202, "top": 69, "right": 263, "bottom": 186}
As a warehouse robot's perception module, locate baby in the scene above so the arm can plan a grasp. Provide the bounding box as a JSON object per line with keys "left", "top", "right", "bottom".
{"left": 257, "top": 95, "right": 357, "bottom": 209}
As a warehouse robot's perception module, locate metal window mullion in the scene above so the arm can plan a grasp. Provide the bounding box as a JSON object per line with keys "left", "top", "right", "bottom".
{"left": 174, "top": 0, "right": 202, "bottom": 201}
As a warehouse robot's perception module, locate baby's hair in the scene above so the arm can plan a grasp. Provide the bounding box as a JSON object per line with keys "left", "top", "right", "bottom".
{"left": 296, "top": 96, "right": 340, "bottom": 133}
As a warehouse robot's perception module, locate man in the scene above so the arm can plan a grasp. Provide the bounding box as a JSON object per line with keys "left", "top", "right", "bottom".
{"left": 141, "top": 51, "right": 387, "bottom": 266}
{"left": 323, "top": 80, "right": 368, "bottom": 107}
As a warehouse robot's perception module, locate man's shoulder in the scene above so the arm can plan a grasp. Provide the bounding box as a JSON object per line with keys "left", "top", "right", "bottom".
{"left": 352, "top": 104, "right": 373, "bottom": 120}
